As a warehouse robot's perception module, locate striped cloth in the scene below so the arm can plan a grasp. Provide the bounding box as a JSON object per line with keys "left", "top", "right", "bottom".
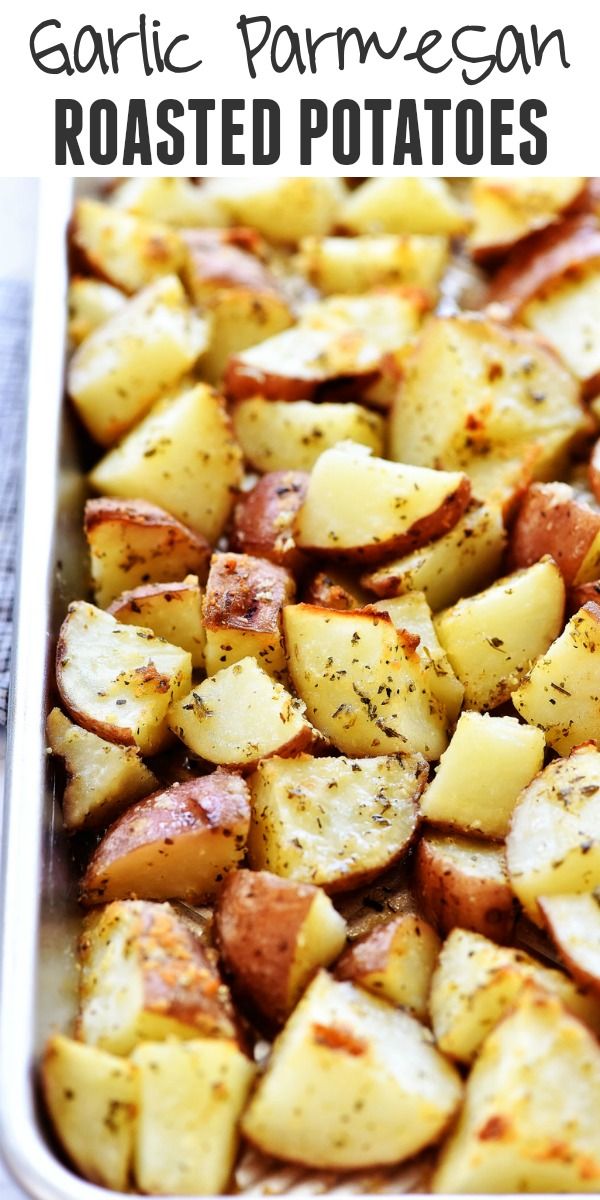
{"left": 0, "top": 281, "right": 29, "bottom": 725}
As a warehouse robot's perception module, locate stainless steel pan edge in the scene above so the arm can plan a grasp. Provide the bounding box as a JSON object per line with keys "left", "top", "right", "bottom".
{"left": 0, "top": 175, "right": 581, "bottom": 1200}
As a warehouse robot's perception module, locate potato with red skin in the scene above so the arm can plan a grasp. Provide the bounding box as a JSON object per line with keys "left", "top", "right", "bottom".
{"left": 231, "top": 471, "right": 308, "bottom": 572}
{"left": 203, "top": 552, "right": 294, "bottom": 679}
{"left": 511, "top": 482, "right": 600, "bottom": 586}
{"left": 80, "top": 771, "right": 251, "bottom": 906}
{"left": 108, "top": 576, "right": 205, "bottom": 669}
{"left": 302, "top": 568, "right": 366, "bottom": 611}
{"left": 335, "top": 913, "right": 440, "bottom": 1019}
{"left": 216, "top": 870, "right": 347, "bottom": 1028}
{"left": 182, "top": 227, "right": 282, "bottom": 299}
{"left": 488, "top": 215, "right": 600, "bottom": 315}
{"left": 415, "top": 833, "right": 517, "bottom": 944}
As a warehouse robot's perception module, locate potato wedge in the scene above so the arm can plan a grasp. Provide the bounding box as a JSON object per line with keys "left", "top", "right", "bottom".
{"left": 108, "top": 576, "right": 205, "bottom": 669}
{"left": 283, "top": 604, "right": 449, "bottom": 759}
{"left": 540, "top": 893, "right": 600, "bottom": 992}
{"left": 77, "top": 900, "right": 237, "bottom": 1052}
{"left": 488, "top": 213, "right": 600, "bottom": 314}
{"left": 89, "top": 382, "right": 243, "bottom": 543}
{"left": 68, "top": 276, "right": 125, "bottom": 345}
{"left": 232, "top": 397, "right": 385, "bottom": 473}
{"left": 216, "top": 869, "right": 347, "bottom": 1026}
{"left": 294, "top": 442, "right": 471, "bottom": 563}
{"left": 80, "top": 772, "right": 250, "bottom": 905}
{"left": 434, "top": 558, "right": 565, "bottom": 710}
{"left": 46, "top": 707, "right": 158, "bottom": 831}
{"left": 110, "top": 177, "right": 228, "bottom": 227}
{"left": 506, "top": 745, "right": 600, "bottom": 923}
{"left": 336, "top": 913, "right": 440, "bottom": 1019}
{"left": 203, "top": 177, "right": 345, "bottom": 243}
{"left": 169, "top": 656, "right": 314, "bottom": 768}
{"left": 68, "top": 276, "right": 209, "bottom": 447}
{"left": 389, "top": 314, "right": 587, "bottom": 510}
{"left": 370, "top": 592, "right": 464, "bottom": 724}
{"left": 421, "top": 712, "right": 545, "bottom": 839}
{"left": 242, "top": 970, "right": 462, "bottom": 1170}
{"left": 85, "top": 497, "right": 210, "bottom": 608}
{"left": 247, "top": 753, "right": 425, "bottom": 892}
{"left": 230, "top": 471, "right": 308, "bottom": 571}
{"left": 133, "top": 1038, "right": 255, "bottom": 1196}
{"left": 203, "top": 552, "right": 294, "bottom": 679}
{"left": 296, "top": 234, "right": 449, "bottom": 296}
{"left": 340, "top": 178, "right": 467, "bottom": 236}
{"left": 41, "top": 1035, "right": 136, "bottom": 1191}
{"left": 56, "top": 601, "right": 191, "bottom": 756}
{"left": 430, "top": 927, "right": 600, "bottom": 1065}
{"left": 70, "top": 197, "right": 184, "bottom": 293}
{"left": 362, "top": 500, "right": 506, "bottom": 611}
{"left": 512, "top": 601, "right": 600, "bottom": 752}
{"left": 432, "top": 990, "right": 600, "bottom": 1194}
{"left": 416, "top": 833, "right": 516, "bottom": 942}
{"left": 511, "top": 481, "right": 600, "bottom": 586}
{"left": 467, "top": 176, "right": 585, "bottom": 260}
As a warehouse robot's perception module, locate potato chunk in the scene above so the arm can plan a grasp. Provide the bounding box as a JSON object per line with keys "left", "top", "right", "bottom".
{"left": 80, "top": 772, "right": 250, "bottom": 905}
{"left": 77, "top": 900, "right": 237, "bottom": 1052}
{"left": 421, "top": 712, "right": 545, "bottom": 839}
{"left": 85, "top": 497, "right": 210, "bottom": 608}
{"left": 283, "top": 604, "right": 449, "bottom": 760}
{"left": 68, "top": 276, "right": 125, "bottom": 345}
{"left": 432, "top": 991, "right": 600, "bottom": 1194}
{"left": 242, "top": 971, "right": 462, "bottom": 1170}
{"left": 70, "top": 197, "right": 184, "bottom": 292}
{"left": 362, "top": 500, "right": 506, "bottom": 611}
{"left": 520, "top": 271, "right": 600, "bottom": 395}
{"left": 340, "top": 178, "right": 467, "bottom": 236}
{"left": 416, "top": 833, "right": 516, "bottom": 942}
{"left": 434, "top": 558, "right": 565, "bottom": 710}
{"left": 56, "top": 601, "right": 191, "bottom": 756}
{"left": 248, "top": 753, "right": 425, "bottom": 892}
{"left": 467, "top": 176, "right": 585, "bottom": 259}
{"left": 89, "top": 382, "right": 243, "bottom": 543}
{"left": 370, "top": 592, "right": 464, "bottom": 723}
{"left": 110, "top": 176, "right": 228, "bottom": 227}
{"left": 540, "top": 893, "right": 600, "bottom": 991}
{"left": 41, "top": 1035, "right": 136, "bottom": 1191}
{"left": 294, "top": 442, "right": 471, "bottom": 563}
{"left": 68, "top": 276, "right": 209, "bottom": 447}
{"left": 204, "top": 176, "right": 345, "bottom": 242}
{"left": 336, "top": 913, "right": 440, "bottom": 1019}
{"left": 506, "top": 745, "right": 600, "bottom": 923}
{"left": 169, "top": 657, "right": 314, "bottom": 768}
{"left": 296, "top": 233, "right": 449, "bottom": 295}
{"left": 46, "top": 707, "right": 158, "bottom": 831}
{"left": 231, "top": 471, "right": 308, "bottom": 571}
{"left": 109, "top": 576, "right": 205, "bottom": 669}
{"left": 512, "top": 601, "right": 600, "bottom": 752}
{"left": 133, "top": 1038, "right": 255, "bottom": 1196}
{"left": 511, "top": 481, "right": 600, "bottom": 586}
{"left": 203, "top": 552, "right": 294, "bottom": 679}
{"left": 216, "top": 870, "right": 347, "bottom": 1026}
{"left": 232, "top": 397, "right": 385, "bottom": 473}
{"left": 430, "top": 928, "right": 600, "bottom": 1064}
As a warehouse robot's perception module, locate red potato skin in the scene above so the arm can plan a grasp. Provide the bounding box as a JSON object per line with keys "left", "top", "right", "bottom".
{"left": 203, "top": 552, "right": 295, "bottom": 634}
{"left": 85, "top": 497, "right": 212, "bottom": 581}
{"left": 414, "top": 838, "right": 517, "bottom": 945}
{"left": 488, "top": 216, "right": 600, "bottom": 315}
{"left": 335, "top": 912, "right": 438, "bottom": 984}
{"left": 510, "top": 482, "right": 600, "bottom": 585}
{"left": 80, "top": 771, "right": 251, "bottom": 905}
{"left": 224, "top": 357, "right": 381, "bottom": 403}
{"left": 108, "top": 577, "right": 201, "bottom": 618}
{"left": 231, "top": 471, "right": 309, "bottom": 572}
{"left": 182, "top": 228, "right": 284, "bottom": 298}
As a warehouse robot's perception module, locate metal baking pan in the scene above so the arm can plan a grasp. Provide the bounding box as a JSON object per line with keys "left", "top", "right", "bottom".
{"left": 0, "top": 176, "right": 583, "bottom": 1200}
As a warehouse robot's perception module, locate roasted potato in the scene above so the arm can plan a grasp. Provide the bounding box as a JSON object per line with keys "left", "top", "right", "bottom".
{"left": 242, "top": 970, "right": 462, "bottom": 1170}
{"left": 416, "top": 832, "right": 516, "bottom": 943}
{"left": 169, "top": 656, "right": 314, "bottom": 768}
{"left": 303, "top": 566, "right": 366, "bottom": 611}
{"left": 294, "top": 442, "right": 471, "bottom": 563}
{"left": 232, "top": 397, "right": 385, "bottom": 473}
{"left": 370, "top": 591, "right": 464, "bottom": 724}
{"left": 489, "top": 213, "right": 600, "bottom": 314}
{"left": 216, "top": 870, "right": 347, "bottom": 1026}
{"left": 68, "top": 276, "right": 125, "bottom": 345}
{"left": 467, "top": 176, "right": 586, "bottom": 260}
{"left": 296, "top": 233, "right": 449, "bottom": 296}
{"left": 41, "top": 1035, "right": 136, "bottom": 1191}
{"left": 506, "top": 745, "right": 600, "bottom": 923}
{"left": 540, "top": 892, "right": 600, "bottom": 993}
{"left": 70, "top": 197, "right": 184, "bottom": 293}
{"left": 336, "top": 913, "right": 440, "bottom": 1019}
{"left": 433, "top": 990, "right": 600, "bottom": 1194}
{"left": 68, "top": 275, "right": 209, "bottom": 447}
{"left": 430, "top": 927, "right": 600, "bottom": 1065}
{"left": 203, "top": 552, "right": 294, "bottom": 679}
{"left": 512, "top": 601, "right": 600, "bottom": 752}
{"left": 202, "top": 177, "right": 346, "bottom": 243}
{"left": 511, "top": 481, "right": 600, "bottom": 585}
{"left": 340, "top": 177, "right": 467, "bottom": 236}
{"left": 421, "top": 712, "right": 545, "bottom": 839}
{"left": 89, "top": 382, "right": 244, "bottom": 543}
{"left": 434, "top": 558, "right": 565, "bottom": 710}
{"left": 110, "top": 176, "right": 228, "bottom": 227}
{"left": 77, "top": 900, "right": 237, "bottom": 1051}
{"left": 80, "top": 772, "right": 250, "bottom": 905}
{"left": 108, "top": 576, "right": 205, "bottom": 669}
{"left": 247, "top": 753, "right": 425, "bottom": 892}
{"left": 230, "top": 471, "right": 308, "bottom": 571}
{"left": 56, "top": 601, "right": 191, "bottom": 756}
{"left": 46, "top": 707, "right": 158, "bottom": 831}
{"left": 85, "top": 497, "right": 210, "bottom": 608}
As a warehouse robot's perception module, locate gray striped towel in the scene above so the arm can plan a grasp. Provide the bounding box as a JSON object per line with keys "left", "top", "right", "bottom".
{"left": 0, "top": 280, "right": 29, "bottom": 725}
